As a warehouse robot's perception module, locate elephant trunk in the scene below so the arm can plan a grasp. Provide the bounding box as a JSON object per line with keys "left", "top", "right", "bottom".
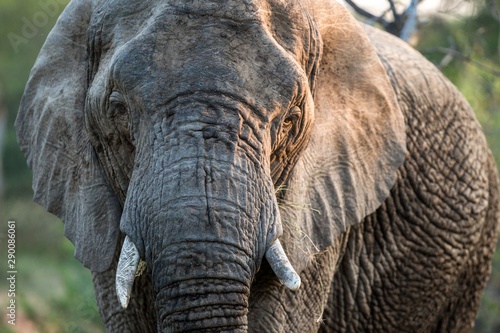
{"left": 148, "top": 156, "right": 271, "bottom": 332}
{"left": 116, "top": 108, "right": 299, "bottom": 331}
{"left": 154, "top": 241, "right": 251, "bottom": 332}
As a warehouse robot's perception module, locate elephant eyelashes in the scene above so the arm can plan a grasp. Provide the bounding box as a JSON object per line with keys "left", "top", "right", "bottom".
{"left": 283, "top": 106, "right": 301, "bottom": 126}
{"left": 107, "top": 91, "right": 133, "bottom": 143}
{"left": 108, "top": 91, "right": 128, "bottom": 116}
{"left": 282, "top": 106, "right": 302, "bottom": 136}
{"left": 271, "top": 105, "right": 302, "bottom": 156}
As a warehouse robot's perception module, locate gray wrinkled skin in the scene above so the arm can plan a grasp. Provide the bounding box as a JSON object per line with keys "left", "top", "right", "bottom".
{"left": 15, "top": 0, "right": 499, "bottom": 332}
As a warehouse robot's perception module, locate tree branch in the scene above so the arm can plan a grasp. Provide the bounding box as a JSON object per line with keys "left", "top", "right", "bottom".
{"left": 344, "top": 0, "right": 389, "bottom": 26}
{"left": 424, "top": 47, "right": 500, "bottom": 76}
{"left": 345, "top": 0, "right": 421, "bottom": 40}
{"left": 400, "top": 0, "right": 419, "bottom": 41}
{"left": 387, "top": 0, "right": 399, "bottom": 23}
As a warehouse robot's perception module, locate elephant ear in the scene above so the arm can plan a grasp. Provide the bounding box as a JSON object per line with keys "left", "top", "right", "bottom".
{"left": 15, "top": 0, "right": 120, "bottom": 273}
{"left": 280, "top": 3, "right": 406, "bottom": 272}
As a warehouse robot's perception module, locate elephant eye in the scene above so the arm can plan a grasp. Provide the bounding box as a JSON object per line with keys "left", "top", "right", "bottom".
{"left": 283, "top": 106, "right": 301, "bottom": 128}
{"left": 107, "top": 90, "right": 134, "bottom": 144}
{"left": 109, "top": 91, "right": 128, "bottom": 115}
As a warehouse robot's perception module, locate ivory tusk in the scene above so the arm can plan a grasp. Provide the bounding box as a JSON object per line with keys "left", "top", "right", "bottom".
{"left": 265, "top": 239, "right": 301, "bottom": 291}
{"left": 116, "top": 236, "right": 141, "bottom": 309}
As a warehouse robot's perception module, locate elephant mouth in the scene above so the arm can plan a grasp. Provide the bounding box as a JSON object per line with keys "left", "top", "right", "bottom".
{"left": 115, "top": 236, "right": 300, "bottom": 308}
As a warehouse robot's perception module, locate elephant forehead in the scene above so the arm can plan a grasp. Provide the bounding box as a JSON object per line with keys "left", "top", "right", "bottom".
{"left": 150, "top": 0, "right": 317, "bottom": 69}
{"left": 153, "top": 0, "right": 262, "bottom": 21}
{"left": 97, "top": 0, "right": 311, "bottom": 42}
{"left": 128, "top": 0, "right": 308, "bottom": 27}
{"left": 103, "top": 11, "right": 310, "bottom": 114}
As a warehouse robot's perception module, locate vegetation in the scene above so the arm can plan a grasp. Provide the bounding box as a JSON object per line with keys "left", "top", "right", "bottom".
{"left": 1, "top": 199, "right": 104, "bottom": 332}
{"left": 1, "top": 0, "right": 499, "bottom": 332}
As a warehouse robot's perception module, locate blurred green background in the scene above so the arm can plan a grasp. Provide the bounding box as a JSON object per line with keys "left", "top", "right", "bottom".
{"left": 0, "top": 0, "right": 499, "bottom": 332}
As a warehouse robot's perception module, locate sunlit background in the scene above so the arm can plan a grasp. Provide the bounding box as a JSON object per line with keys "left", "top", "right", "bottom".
{"left": 1, "top": 0, "right": 499, "bottom": 332}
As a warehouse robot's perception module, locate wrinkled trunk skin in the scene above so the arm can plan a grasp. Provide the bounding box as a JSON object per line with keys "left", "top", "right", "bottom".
{"left": 154, "top": 241, "right": 251, "bottom": 332}
{"left": 121, "top": 101, "right": 279, "bottom": 332}
{"left": 150, "top": 159, "right": 269, "bottom": 332}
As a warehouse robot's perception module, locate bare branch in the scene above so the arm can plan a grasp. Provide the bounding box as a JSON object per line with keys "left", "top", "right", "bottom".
{"left": 424, "top": 47, "right": 500, "bottom": 76}
{"left": 387, "top": 0, "right": 399, "bottom": 22}
{"left": 345, "top": 0, "right": 421, "bottom": 40}
{"left": 344, "top": 0, "right": 389, "bottom": 26}
{"left": 400, "top": 0, "right": 419, "bottom": 41}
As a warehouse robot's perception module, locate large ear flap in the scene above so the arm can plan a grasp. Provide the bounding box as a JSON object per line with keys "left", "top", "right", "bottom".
{"left": 280, "top": 3, "right": 406, "bottom": 272}
{"left": 15, "top": 0, "right": 120, "bottom": 273}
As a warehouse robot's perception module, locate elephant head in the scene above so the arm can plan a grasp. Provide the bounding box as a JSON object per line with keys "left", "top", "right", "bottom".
{"left": 16, "top": 0, "right": 406, "bottom": 331}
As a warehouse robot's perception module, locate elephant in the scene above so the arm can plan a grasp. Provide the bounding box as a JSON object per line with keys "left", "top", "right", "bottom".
{"left": 15, "top": 0, "right": 500, "bottom": 332}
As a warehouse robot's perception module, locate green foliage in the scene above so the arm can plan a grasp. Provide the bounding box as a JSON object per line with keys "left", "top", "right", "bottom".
{"left": 1, "top": 198, "right": 104, "bottom": 332}
{"left": 0, "top": 0, "right": 70, "bottom": 112}
{"left": 417, "top": 5, "right": 500, "bottom": 164}
{"left": 416, "top": 6, "right": 500, "bottom": 135}
{"left": 4, "top": 129, "right": 32, "bottom": 197}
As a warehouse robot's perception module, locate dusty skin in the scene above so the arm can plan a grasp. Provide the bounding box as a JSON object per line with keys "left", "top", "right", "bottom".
{"left": 15, "top": 0, "right": 500, "bottom": 332}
